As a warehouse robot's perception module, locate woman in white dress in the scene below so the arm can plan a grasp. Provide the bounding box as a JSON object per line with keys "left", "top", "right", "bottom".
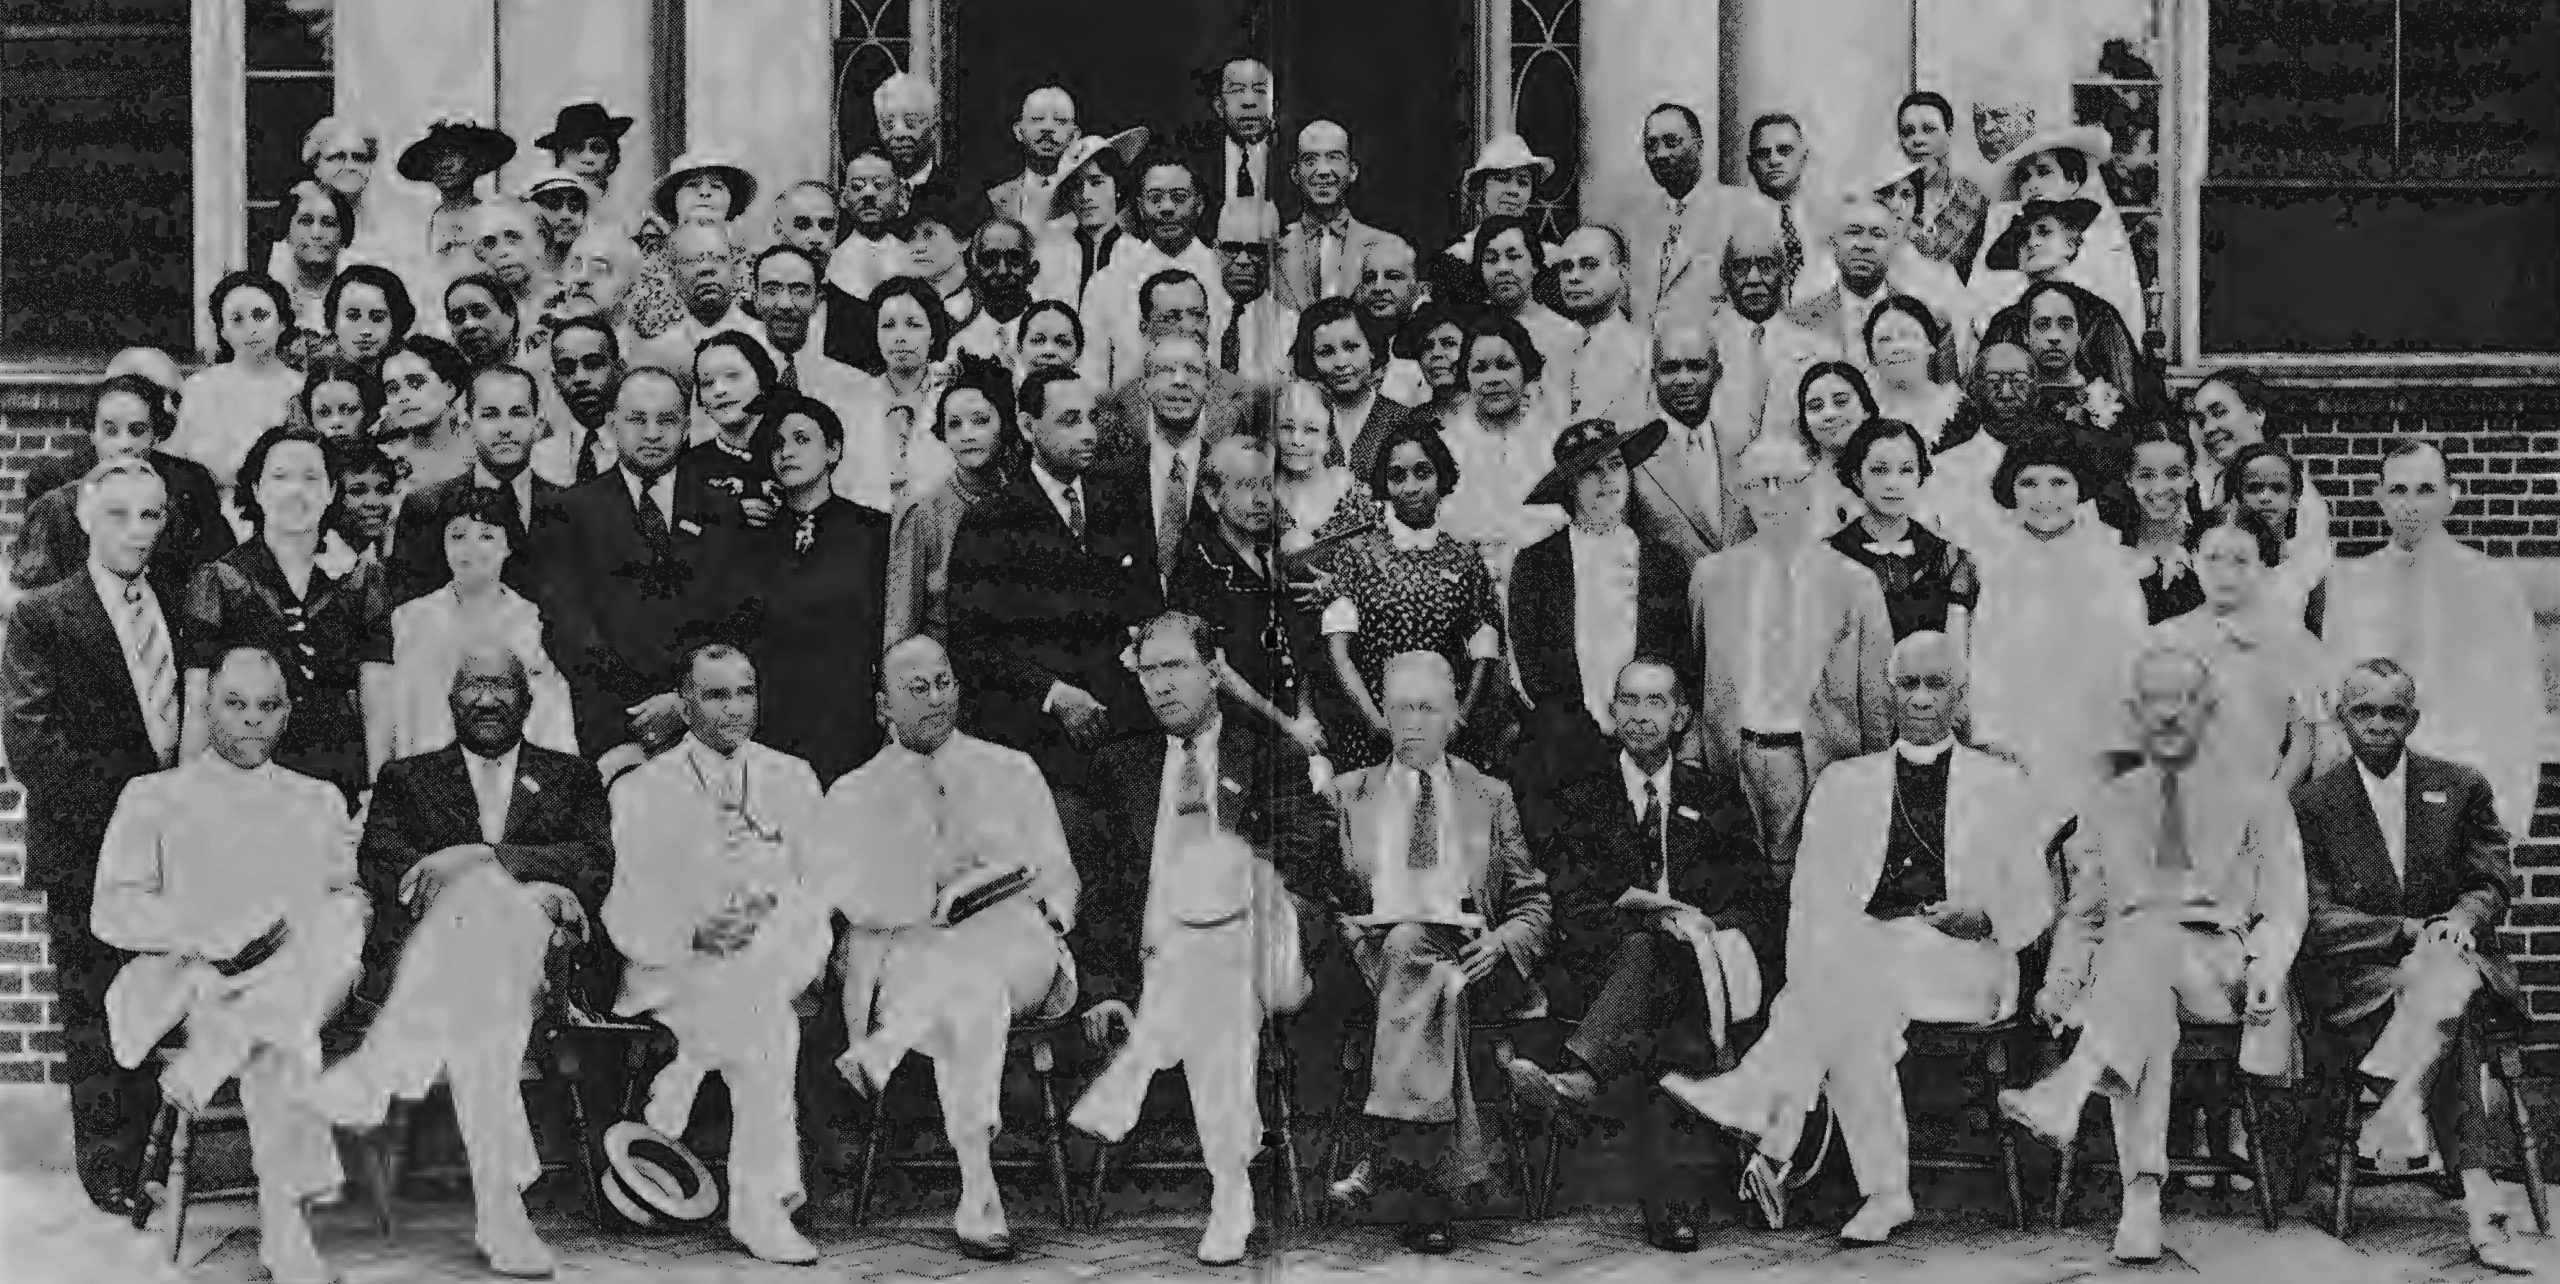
{"left": 1789, "top": 360, "right": 1877, "bottom": 538}
{"left": 2221, "top": 441, "right": 2331, "bottom": 628}
{"left": 1970, "top": 124, "right": 2146, "bottom": 347}
{"left": 836, "top": 276, "right": 957, "bottom": 513}
{"left": 1435, "top": 312, "right": 1567, "bottom": 600}
{"left": 172, "top": 272, "right": 304, "bottom": 514}
{"left": 1864, "top": 294, "right": 1963, "bottom": 447}
{"left": 389, "top": 487, "right": 576, "bottom": 759}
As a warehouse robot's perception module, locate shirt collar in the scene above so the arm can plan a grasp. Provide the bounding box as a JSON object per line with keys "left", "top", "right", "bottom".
{"left": 1619, "top": 751, "right": 1673, "bottom": 802}
{"left": 462, "top": 740, "right": 521, "bottom": 775}
{"left": 621, "top": 465, "right": 672, "bottom": 506}
{"left": 1171, "top": 713, "right": 1223, "bottom": 755}
{"left": 474, "top": 461, "right": 533, "bottom": 496}
{"left": 89, "top": 558, "right": 147, "bottom": 609}
{"left": 1383, "top": 507, "right": 1440, "bottom": 551}
{"left": 2358, "top": 753, "right": 2407, "bottom": 793}
{"left": 1896, "top": 737, "right": 1955, "bottom": 765}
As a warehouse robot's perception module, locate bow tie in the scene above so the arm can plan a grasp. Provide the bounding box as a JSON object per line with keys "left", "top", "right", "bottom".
{"left": 1895, "top": 738, "right": 1954, "bottom": 765}
{"left": 1863, "top": 540, "right": 1915, "bottom": 558}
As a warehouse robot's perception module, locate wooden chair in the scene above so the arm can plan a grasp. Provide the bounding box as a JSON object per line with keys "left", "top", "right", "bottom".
{"left": 2307, "top": 1024, "right": 2551, "bottom": 1240}
{"left": 2042, "top": 1022, "right": 2281, "bottom": 1231}
{"left": 846, "top": 1015, "right": 1078, "bottom": 1229}
{"left": 1082, "top": 1015, "right": 1306, "bottom": 1231}
{"left": 1903, "top": 1015, "right": 2038, "bottom": 1230}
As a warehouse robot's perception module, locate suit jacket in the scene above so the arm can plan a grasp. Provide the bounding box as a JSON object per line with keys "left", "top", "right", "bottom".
{"left": 1506, "top": 527, "right": 1691, "bottom": 719}
{"left": 1626, "top": 412, "right": 1741, "bottom": 563}
{"left": 1686, "top": 541, "right": 1895, "bottom": 784}
{"left": 1076, "top": 718, "right": 1339, "bottom": 1003}
{"left": 1621, "top": 183, "right": 1777, "bottom": 328}
{"left": 387, "top": 469, "right": 565, "bottom": 605}
{"left": 1325, "top": 756, "right": 1553, "bottom": 982}
{"left": 1093, "top": 376, "right": 1261, "bottom": 485}
{"left": 527, "top": 468, "right": 759, "bottom": 760}
{"left": 355, "top": 742, "right": 615, "bottom": 994}
{"left": 1, "top": 573, "right": 181, "bottom": 906}
{"left": 945, "top": 467, "right": 1162, "bottom": 786}
{"left": 1274, "top": 213, "right": 1383, "bottom": 312}
{"left": 1176, "top": 120, "right": 1294, "bottom": 248}
{"left": 1547, "top": 759, "right": 1773, "bottom": 997}
{"left": 2295, "top": 752, "right": 2521, "bottom": 1027}
{"left": 1790, "top": 747, "right": 2054, "bottom": 1004}
{"left": 10, "top": 448, "right": 235, "bottom": 605}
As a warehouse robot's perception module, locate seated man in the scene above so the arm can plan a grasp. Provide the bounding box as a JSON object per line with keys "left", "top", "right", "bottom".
{"left": 2298, "top": 657, "right": 2532, "bottom": 1275}
{"left": 1502, "top": 655, "right": 1775, "bottom": 1252}
{"left": 1324, "top": 650, "right": 1552, "bottom": 1256}
{"left": 821, "top": 635, "right": 1080, "bottom": 1263}
{"left": 90, "top": 646, "right": 366, "bottom": 1284}
{"left": 2000, "top": 642, "right": 2306, "bottom": 1265}
{"left": 313, "top": 644, "right": 612, "bottom": 1278}
{"left": 1660, "top": 632, "right": 2052, "bottom": 1243}
{"left": 601, "top": 644, "right": 830, "bottom": 1264}
{"left": 1069, "top": 612, "right": 1332, "bottom": 1265}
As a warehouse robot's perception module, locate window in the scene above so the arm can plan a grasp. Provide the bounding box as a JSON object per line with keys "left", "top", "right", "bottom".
{"left": 244, "top": 0, "right": 332, "bottom": 262}
{"left": 831, "top": 0, "right": 916, "bottom": 181}
{"left": 1, "top": 1, "right": 193, "bottom": 358}
{"left": 2194, "top": 0, "right": 2560, "bottom": 355}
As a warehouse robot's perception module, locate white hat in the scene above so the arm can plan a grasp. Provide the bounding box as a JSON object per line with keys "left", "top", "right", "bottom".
{"left": 1991, "top": 124, "right": 2114, "bottom": 182}
{"left": 1462, "top": 133, "right": 1555, "bottom": 184}
{"left": 1048, "top": 128, "right": 1152, "bottom": 218}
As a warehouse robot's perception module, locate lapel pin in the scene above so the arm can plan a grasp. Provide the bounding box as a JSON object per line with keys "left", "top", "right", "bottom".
{"left": 1676, "top": 805, "right": 1701, "bottom": 821}
{"left": 1220, "top": 777, "right": 1243, "bottom": 794}
{"left": 2421, "top": 790, "right": 2447, "bottom": 804}
{"left": 521, "top": 775, "right": 542, "bottom": 795}
{"left": 677, "top": 518, "right": 701, "bottom": 536}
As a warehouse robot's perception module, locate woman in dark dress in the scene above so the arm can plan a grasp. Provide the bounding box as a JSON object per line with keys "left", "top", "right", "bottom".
{"left": 748, "top": 391, "right": 891, "bottom": 785}
{"left": 1317, "top": 420, "right": 1507, "bottom": 773}
{"left": 1829, "top": 418, "right": 1977, "bottom": 643}
{"left": 10, "top": 375, "right": 235, "bottom": 601}
{"left": 182, "top": 423, "right": 394, "bottom": 808}
{"left": 2116, "top": 419, "right": 2205, "bottom": 624}
{"left": 1506, "top": 418, "right": 1690, "bottom": 839}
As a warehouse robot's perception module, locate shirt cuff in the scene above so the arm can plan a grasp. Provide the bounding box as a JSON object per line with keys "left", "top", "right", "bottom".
{"left": 1042, "top": 681, "right": 1070, "bottom": 714}
{"left": 1321, "top": 597, "right": 1360, "bottom": 635}
{"left": 1465, "top": 623, "right": 1500, "bottom": 661}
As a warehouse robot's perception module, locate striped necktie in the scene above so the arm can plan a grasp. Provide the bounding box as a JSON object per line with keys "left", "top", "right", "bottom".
{"left": 123, "top": 581, "right": 178, "bottom": 765}
{"left": 1407, "top": 768, "right": 1440, "bottom": 869}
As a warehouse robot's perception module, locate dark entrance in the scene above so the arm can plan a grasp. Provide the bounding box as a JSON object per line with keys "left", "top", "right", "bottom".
{"left": 947, "top": 0, "right": 1478, "bottom": 251}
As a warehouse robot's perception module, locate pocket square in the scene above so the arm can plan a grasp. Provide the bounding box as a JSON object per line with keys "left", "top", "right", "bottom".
{"left": 1219, "top": 777, "right": 1243, "bottom": 794}
{"left": 2421, "top": 790, "right": 2447, "bottom": 804}
{"left": 1676, "top": 805, "right": 1701, "bottom": 821}
{"left": 520, "top": 776, "right": 542, "bottom": 795}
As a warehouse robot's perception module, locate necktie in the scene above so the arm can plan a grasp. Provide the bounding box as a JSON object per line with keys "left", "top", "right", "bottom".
{"left": 2159, "top": 770, "right": 2191, "bottom": 872}
{"left": 1235, "top": 150, "right": 1255, "bottom": 199}
{"left": 1160, "top": 452, "right": 1189, "bottom": 565}
{"left": 574, "top": 430, "right": 601, "bottom": 484}
{"left": 125, "top": 583, "right": 177, "bottom": 765}
{"left": 1407, "top": 767, "right": 1440, "bottom": 869}
{"left": 1175, "top": 738, "right": 1208, "bottom": 816}
{"left": 1064, "top": 479, "right": 1086, "bottom": 542}
{"left": 633, "top": 479, "right": 673, "bottom": 558}
{"left": 1220, "top": 318, "right": 1242, "bottom": 374}
{"left": 1640, "top": 778, "right": 1666, "bottom": 889}
{"left": 1779, "top": 203, "right": 1805, "bottom": 279}
{"left": 776, "top": 353, "right": 801, "bottom": 391}
{"left": 1657, "top": 202, "right": 1685, "bottom": 306}
{"left": 1321, "top": 229, "right": 1342, "bottom": 298}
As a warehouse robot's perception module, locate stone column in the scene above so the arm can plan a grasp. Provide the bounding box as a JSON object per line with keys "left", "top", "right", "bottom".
{"left": 191, "top": 0, "right": 247, "bottom": 359}
{"left": 497, "top": 0, "right": 664, "bottom": 235}
{"left": 1726, "top": 0, "right": 1912, "bottom": 195}
{"left": 333, "top": 0, "right": 501, "bottom": 287}
{"left": 686, "top": 0, "right": 835, "bottom": 237}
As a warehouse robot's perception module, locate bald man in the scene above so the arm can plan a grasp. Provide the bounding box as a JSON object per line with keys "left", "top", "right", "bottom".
{"left": 989, "top": 86, "right": 1081, "bottom": 228}
{"left": 1627, "top": 319, "right": 1745, "bottom": 562}
{"left": 875, "top": 72, "right": 941, "bottom": 189}
{"left": 820, "top": 636, "right": 1079, "bottom": 1261}
{"left": 1662, "top": 632, "right": 2051, "bottom": 1244}
{"left": 1552, "top": 225, "right": 1647, "bottom": 422}
{"left": 1274, "top": 120, "right": 1376, "bottom": 310}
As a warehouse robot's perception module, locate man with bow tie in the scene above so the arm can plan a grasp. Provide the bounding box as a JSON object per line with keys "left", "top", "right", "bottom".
{"left": 1069, "top": 612, "right": 1335, "bottom": 1264}
{"left": 820, "top": 636, "right": 1080, "bottom": 1262}
{"left": 2000, "top": 642, "right": 2306, "bottom": 1265}
{"left": 1323, "top": 650, "right": 1552, "bottom": 1256}
{"left": 314, "top": 645, "right": 612, "bottom": 1278}
{"left": 1662, "top": 632, "right": 2051, "bottom": 1244}
{"left": 2296, "top": 658, "right": 2532, "bottom": 1274}
{"left": 600, "top": 645, "right": 831, "bottom": 1263}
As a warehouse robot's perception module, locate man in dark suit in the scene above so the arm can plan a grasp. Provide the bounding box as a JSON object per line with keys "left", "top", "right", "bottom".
{"left": 1068, "top": 611, "right": 1338, "bottom": 1264}
{"left": 1095, "top": 276, "right": 1261, "bottom": 476}
{"left": 390, "top": 365, "right": 564, "bottom": 604}
{"left": 0, "top": 458, "right": 184, "bottom": 1217}
{"left": 1502, "top": 657, "right": 1771, "bottom": 1251}
{"left": 10, "top": 376, "right": 233, "bottom": 604}
{"left": 946, "top": 368, "right": 1161, "bottom": 793}
{"left": 529, "top": 366, "right": 756, "bottom": 767}
{"left": 2296, "top": 656, "right": 2531, "bottom": 1274}
{"left": 315, "top": 643, "right": 613, "bottom": 1277}
{"left": 1177, "top": 57, "right": 1287, "bottom": 251}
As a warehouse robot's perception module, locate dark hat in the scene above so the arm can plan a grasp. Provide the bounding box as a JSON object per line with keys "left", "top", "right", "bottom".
{"left": 1984, "top": 198, "right": 2101, "bottom": 272}
{"left": 597, "top": 1121, "right": 718, "bottom": 1228}
{"left": 395, "top": 117, "right": 517, "bottom": 185}
{"left": 1526, "top": 417, "right": 1668, "bottom": 508}
{"left": 535, "top": 100, "right": 635, "bottom": 154}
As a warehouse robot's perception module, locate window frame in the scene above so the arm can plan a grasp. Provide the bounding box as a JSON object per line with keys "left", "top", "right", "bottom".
{"left": 2169, "top": 0, "right": 2560, "bottom": 377}
{"left": 193, "top": 0, "right": 337, "bottom": 362}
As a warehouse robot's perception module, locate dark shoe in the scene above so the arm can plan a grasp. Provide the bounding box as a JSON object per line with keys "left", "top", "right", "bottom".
{"left": 1402, "top": 1222, "right": 1454, "bottom": 1255}
{"left": 957, "top": 1233, "right": 1015, "bottom": 1262}
{"left": 78, "top": 1142, "right": 150, "bottom": 1225}
{"left": 1650, "top": 1201, "right": 1700, "bottom": 1252}
{"left": 1503, "top": 1056, "right": 1596, "bottom": 1117}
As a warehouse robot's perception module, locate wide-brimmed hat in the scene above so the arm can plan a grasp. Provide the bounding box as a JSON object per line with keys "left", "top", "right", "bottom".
{"left": 1991, "top": 124, "right": 2113, "bottom": 185}
{"left": 1048, "top": 128, "right": 1152, "bottom": 218}
{"left": 1527, "top": 417, "right": 1669, "bottom": 507}
{"left": 534, "top": 100, "right": 634, "bottom": 154}
{"left": 396, "top": 116, "right": 516, "bottom": 184}
{"left": 521, "top": 168, "right": 593, "bottom": 204}
{"left": 597, "top": 1121, "right": 717, "bottom": 1229}
{"left": 1462, "top": 133, "right": 1555, "bottom": 185}
{"left": 1983, "top": 197, "right": 2102, "bottom": 271}
{"left": 653, "top": 153, "right": 758, "bottom": 223}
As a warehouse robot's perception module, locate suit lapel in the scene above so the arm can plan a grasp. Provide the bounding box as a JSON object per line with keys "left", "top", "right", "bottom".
{"left": 2330, "top": 761, "right": 2406, "bottom": 904}
{"left": 1634, "top": 433, "right": 1720, "bottom": 552}
{"left": 1838, "top": 755, "right": 1894, "bottom": 912}
{"left": 499, "top": 751, "right": 552, "bottom": 844}
{"left": 1450, "top": 762, "right": 1492, "bottom": 896}
{"left": 65, "top": 577, "right": 154, "bottom": 752}
{"left": 2400, "top": 756, "right": 2453, "bottom": 909}
{"left": 431, "top": 747, "right": 488, "bottom": 843}
{"left": 1129, "top": 738, "right": 1169, "bottom": 866}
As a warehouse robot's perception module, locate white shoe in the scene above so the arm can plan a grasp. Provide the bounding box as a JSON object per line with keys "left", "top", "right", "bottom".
{"left": 1197, "top": 1183, "right": 1254, "bottom": 1265}
{"left": 2111, "top": 1181, "right": 2164, "bottom": 1264}
{"left": 475, "top": 1198, "right": 557, "bottom": 1278}
{"left": 1840, "top": 1190, "right": 1913, "bottom": 1244}
{"left": 258, "top": 1197, "right": 337, "bottom": 1284}
{"left": 731, "top": 1202, "right": 817, "bottom": 1264}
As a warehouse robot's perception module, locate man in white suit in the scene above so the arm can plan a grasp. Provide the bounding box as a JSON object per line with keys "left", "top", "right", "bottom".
{"left": 1663, "top": 632, "right": 2053, "bottom": 1243}
{"left": 1624, "top": 102, "right": 1776, "bottom": 329}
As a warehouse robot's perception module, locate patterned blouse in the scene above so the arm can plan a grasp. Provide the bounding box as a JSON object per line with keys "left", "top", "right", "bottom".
{"left": 1828, "top": 517, "right": 1979, "bottom": 640}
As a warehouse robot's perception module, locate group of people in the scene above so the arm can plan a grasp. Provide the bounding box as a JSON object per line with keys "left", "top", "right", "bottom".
{"left": 1, "top": 48, "right": 2549, "bottom": 1283}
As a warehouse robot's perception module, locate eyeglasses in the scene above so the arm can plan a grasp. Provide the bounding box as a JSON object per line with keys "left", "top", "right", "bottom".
{"left": 789, "top": 215, "right": 838, "bottom": 232}
{"left": 1737, "top": 471, "right": 1814, "bottom": 493}
{"left": 1982, "top": 372, "right": 2036, "bottom": 389}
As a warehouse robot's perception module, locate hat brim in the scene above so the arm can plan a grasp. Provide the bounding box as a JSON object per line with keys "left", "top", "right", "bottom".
{"left": 396, "top": 126, "right": 517, "bottom": 184}
{"left": 534, "top": 116, "right": 635, "bottom": 154}
{"left": 1049, "top": 128, "right": 1152, "bottom": 218}
{"left": 1984, "top": 199, "right": 2102, "bottom": 271}
{"left": 1525, "top": 418, "right": 1670, "bottom": 508}
{"left": 1992, "top": 126, "right": 2114, "bottom": 178}
{"left": 601, "top": 1121, "right": 720, "bottom": 1223}
{"left": 653, "top": 164, "right": 758, "bottom": 224}
{"left": 1464, "top": 156, "right": 1557, "bottom": 184}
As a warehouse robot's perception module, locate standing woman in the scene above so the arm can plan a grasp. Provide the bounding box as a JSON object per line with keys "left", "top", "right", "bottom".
{"left": 683, "top": 331, "right": 782, "bottom": 519}
{"left": 2188, "top": 369, "right": 2332, "bottom": 570}
{"left": 838, "top": 277, "right": 959, "bottom": 513}
{"left": 297, "top": 356, "right": 384, "bottom": 445}
{"left": 325, "top": 263, "right": 416, "bottom": 373}
{"left": 2118, "top": 420, "right": 2205, "bottom": 624}
{"left": 1319, "top": 421, "right": 1506, "bottom": 773}
{"left": 2222, "top": 441, "right": 2328, "bottom": 628}
{"left": 1892, "top": 91, "right": 1990, "bottom": 279}
{"left": 1017, "top": 299, "right": 1086, "bottom": 382}
{"left": 386, "top": 486, "right": 576, "bottom": 758}
{"left": 273, "top": 182, "right": 358, "bottom": 333}
{"left": 374, "top": 335, "right": 477, "bottom": 488}
{"left": 1793, "top": 360, "right": 1878, "bottom": 538}
{"left": 1272, "top": 379, "right": 1365, "bottom": 555}
{"left": 395, "top": 115, "right": 516, "bottom": 284}
{"left": 172, "top": 271, "right": 303, "bottom": 515}
{"left": 1829, "top": 418, "right": 1976, "bottom": 649}
{"left": 884, "top": 367, "right": 1017, "bottom": 647}
{"left": 1506, "top": 418, "right": 1689, "bottom": 834}
{"left": 1864, "top": 296, "right": 1961, "bottom": 447}
{"left": 749, "top": 393, "right": 892, "bottom": 785}
{"left": 9, "top": 375, "right": 235, "bottom": 599}
{"left": 1395, "top": 302, "right": 1474, "bottom": 421}
{"left": 182, "top": 424, "right": 395, "bottom": 808}
{"left": 1471, "top": 215, "right": 1580, "bottom": 379}
{"left": 1436, "top": 313, "right": 1567, "bottom": 603}
{"left": 2154, "top": 504, "right": 2333, "bottom": 792}
{"left": 630, "top": 153, "right": 757, "bottom": 341}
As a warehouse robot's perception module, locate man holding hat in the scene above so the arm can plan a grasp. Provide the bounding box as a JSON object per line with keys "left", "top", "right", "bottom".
{"left": 1664, "top": 630, "right": 2052, "bottom": 1245}
{"left": 1435, "top": 133, "right": 1563, "bottom": 308}
{"left": 1274, "top": 121, "right": 1378, "bottom": 311}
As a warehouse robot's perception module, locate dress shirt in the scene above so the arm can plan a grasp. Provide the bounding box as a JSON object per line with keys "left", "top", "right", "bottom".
{"left": 826, "top": 231, "right": 909, "bottom": 298}
{"left": 2358, "top": 753, "right": 2409, "bottom": 885}
{"left": 1371, "top": 757, "right": 1468, "bottom": 920}
{"left": 90, "top": 559, "right": 178, "bottom": 761}
{"left": 1225, "top": 295, "right": 1298, "bottom": 381}
{"left": 621, "top": 467, "right": 679, "bottom": 532}
{"left": 1030, "top": 457, "right": 1086, "bottom": 535}
{"left": 1005, "top": 168, "right": 1063, "bottom": 226}
{"left": 1738, "top": 542, "right": 1820, "bottom": 735}
{"left": 1664, "top": 411, "right": 1724, "bottom": 532}
{"left": 1148, "top": 716, "right": 1246, "bottom": 937}
{"left": 1619, "top": 750, "right": 1676, "bottom": 896}
{"left": 463, "top": 742, "right": 521, "bottom": 845}
{"left": 1568, "top": 523, "right": 1642, "bottom": 729}
{"left": 1224, "top": 138, "right": 1269, "bottom": 207}
{"left": 472, "top": 462, "right": 537, "bottom": 527}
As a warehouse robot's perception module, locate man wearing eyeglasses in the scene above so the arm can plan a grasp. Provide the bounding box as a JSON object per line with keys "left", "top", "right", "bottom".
{"left": 826, "top": 148, "right": 913, "bottom": 300}
{"left": 1209, "top": 197, "right": 1296, "bottom": 382}
{"left": 1686, "top": 436, "right": 1894, "bottom": 875}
